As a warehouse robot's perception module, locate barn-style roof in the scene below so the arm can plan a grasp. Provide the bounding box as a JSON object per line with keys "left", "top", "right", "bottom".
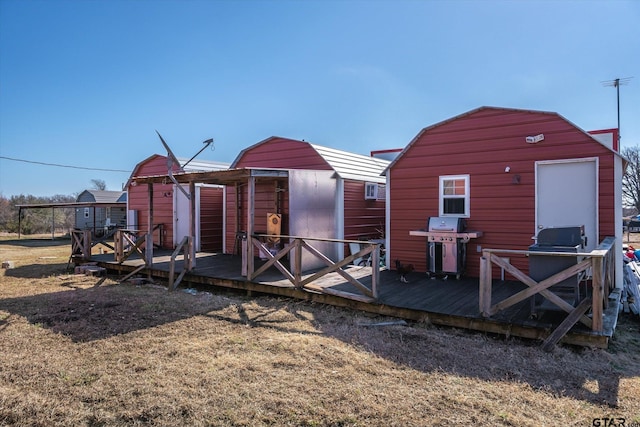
{"left": 231, "top": 136, "right": 390, "bottom": 184}
{"left": 76, "top": 190, "right": 127, "bottom": 203}
{"left": 384, "top": 106, "right": 625, "bottom": 173}
{"left": 125, "top": 154, "right": 230, "bottom": 188}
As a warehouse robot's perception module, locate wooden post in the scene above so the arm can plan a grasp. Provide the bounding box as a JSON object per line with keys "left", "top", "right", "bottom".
{"left": 479, "top": 252, "right": 492, "bottom": 316}
{"left": 591, "top": 255, "right": 604, "bottom": 332}
{"left": 189, "top": 181, "right": 196, "bottom": 270}
{"left": 145, "top": 233, "right": 152, "bottom": 281}
{"left": 247, "top": 177, "right": 255, "bottom": 278}
{"left": 241, "top": 236, "right": 247, "bottom": 276}
{"left": 146, "top": 183, "right": 154, "bottom": 267}
{"left": 82, "top": 230, "right": 91, "bottom": 259}
{"left": 371, "top": 244, "right": 380, "bottom": 299}
{"left": 169, "top": 244, "right": 176, "bottom": 291}
{"left": 115, "top": 230, "right": 122, "bottom": 262}
{"left": 294, "top": 239, "right": 302, "bottom": 288}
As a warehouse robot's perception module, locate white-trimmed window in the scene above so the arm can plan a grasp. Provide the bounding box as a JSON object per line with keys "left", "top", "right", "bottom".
{"left": 365, "top": 182, "right": 378, "bottom": 200}
{"left": 439, "top": 175, "right": 469, "bottom": 217}
{"left": 84, "top": 207, "right": 90, "bottom": 218}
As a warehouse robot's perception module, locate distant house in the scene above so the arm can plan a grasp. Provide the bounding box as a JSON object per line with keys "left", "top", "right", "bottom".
{"left": 74, "top": 190, "right": 127, "bottom": 232}
{"left": 125, "top": 154, "right": 229, "bottom": 251}
{"left": 385, "top": 106, "right": 625, "bottom": 288}
{"left": 227, "top": 136, "right": 390, "bottom": 266}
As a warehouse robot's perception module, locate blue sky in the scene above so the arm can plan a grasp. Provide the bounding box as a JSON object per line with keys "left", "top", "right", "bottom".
{"left": 0, "top": 0, "right": 638, "bottom": 198}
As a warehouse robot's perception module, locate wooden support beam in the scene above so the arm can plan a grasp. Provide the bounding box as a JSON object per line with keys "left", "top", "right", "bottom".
{"left": 299, "top": 240, "right": 373, "bottom": 297}
{"left": 120, "top": 264, "right": 146, "bottom": 282}
{"left": 247, "top": 176, "right": 255, "bottom": 279}
{"left": 294, "top": 239, "right": 302, "bottom": 287}
{"left": 483, "top": 253, "right": 592, "bottom": 328}
{"left": 542, "top": 298, "right": 593, "bottom": 352}
{"left": 146, "top": 183, "right": 154, "bottom": 267}
{"left": 82, "top": 230, "right": 91, "bottom": 259}
{"left": 591, "top": 255, "right": 604, "bottom": 331}
{"left": 249, "top": 238, "right": 296, "bottom": 283}
{"left": 489, "top": 258, "right": 591, "bottom": 315}
{"left": 189, "top": 181, "right": 197, "bottom": 270}
{"left": 371, "top": 245, "right": 380, "bottom": 299}
{"left": 169, "top": 236, "right": 190, "bottom": 291}
{"left": 304, "top": 284, "right": 376, "bottom": 303}
{"left": 479, "top": 253, "right": 492, "bottom": 316}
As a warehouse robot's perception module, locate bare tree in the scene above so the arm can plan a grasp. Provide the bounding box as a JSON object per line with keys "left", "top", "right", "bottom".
{"left": 91, "top": 179, "right": 107, "bottom": 191}
{"left": 622, "top": 146, "right": 640, "bottom": 212}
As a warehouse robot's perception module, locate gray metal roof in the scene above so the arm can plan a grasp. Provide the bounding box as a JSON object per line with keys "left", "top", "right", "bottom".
{"left": 310, "top": 144, "right": 390, "bottom": 184}
{"left": 76, "top": 190, "right": 127, "bottom": 203}
{"left": 177, "top": 157, "right": 230, "bottom": 173}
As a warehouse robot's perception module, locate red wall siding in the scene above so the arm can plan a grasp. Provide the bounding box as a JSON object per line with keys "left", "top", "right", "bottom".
{"left": 127, "top": 155, "right": 179, "bottom": 249}
{"left": 224, "top": 185, "right": 242, "bottom": 254}
{"left": 199, "top": 186, "right": 224, "bottom": 252}
{"left": 224, "top": 137, "right": 329, "bottom": 253}
{"left": 128, "top": 155, "right": 228, "bottom": 251}
{"left": 343, "top": 180, "right": 385, "bottom": 240}
{"left": 224, "top": 181, "right": 290, "bottom": 254}
{"left": 224, "top": 137, "right": 388, "bottom": 255}
{"left": 389, "top": 108, "right": 618, "bottom": 278}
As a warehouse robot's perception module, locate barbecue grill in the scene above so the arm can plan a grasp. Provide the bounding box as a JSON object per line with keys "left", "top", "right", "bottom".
{"left": 410, "top": 217, "right": 482, "bottom": 280}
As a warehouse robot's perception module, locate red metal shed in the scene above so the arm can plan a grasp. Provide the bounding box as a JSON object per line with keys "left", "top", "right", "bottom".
{"left": 385, "top": 107, "right": 624, "bottom": 288}
{"left": 226, "top": 136, "right": 390, "bottom": 262}
{"left": 126, "top": 154, "right": 229, "bottom": 251}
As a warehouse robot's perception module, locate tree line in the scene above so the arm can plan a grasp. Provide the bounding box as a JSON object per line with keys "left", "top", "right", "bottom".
{"left": 0, "top": 179, "right": 109, "bottom": 235}
{"left": 622, "top": 146, "right": 640, "bottom": 215}
{"left": 0, "top": 194, "right": 76, "bottom": 235}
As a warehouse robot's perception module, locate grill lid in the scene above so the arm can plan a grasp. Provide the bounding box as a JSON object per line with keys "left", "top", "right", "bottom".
{"left": 427, "top": 217, "right": 467, "bottom": 232}
{"left": 536, "top": 226, "right": 585, "bottom": 247}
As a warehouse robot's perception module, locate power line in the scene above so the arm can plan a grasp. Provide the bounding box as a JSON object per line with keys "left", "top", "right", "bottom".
{"left": 0, "top": 155, "right": 131, "bottom": 173}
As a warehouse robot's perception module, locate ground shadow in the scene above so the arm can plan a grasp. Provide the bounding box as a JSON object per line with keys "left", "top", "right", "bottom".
{"left": 0, "top": 278, "right": 235, "bottom": 343}
{"left": 238, "top": 297, "right": 639, "bottom": 409}
{"left": 3, "top": 263, "right": 71, "bottom": 279}
{"left": 2, "top": 242, "right": 637, "bottom": 411}
{"left": 0, "top": 237, "right": 70, "bottom": 248}
{"left": 1, "top": 270, "right": 636, "bottom": 409}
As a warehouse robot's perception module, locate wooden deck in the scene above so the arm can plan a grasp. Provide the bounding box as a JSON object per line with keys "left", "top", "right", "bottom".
{"left": 90, "top": 251, "right": 620, "bottom": 349}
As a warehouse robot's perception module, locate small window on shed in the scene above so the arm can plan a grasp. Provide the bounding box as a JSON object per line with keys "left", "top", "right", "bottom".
{"left": 364, "top": 183, "right": 385, "bottom": 200}
{"left": 365, "top": 182, "right": 378, "bottom": 200}
{"left": 439, "top": 175, "right": 469, "bottom": 217}
{"left": 84, "top": 207, "right": 90, "bottom": 218}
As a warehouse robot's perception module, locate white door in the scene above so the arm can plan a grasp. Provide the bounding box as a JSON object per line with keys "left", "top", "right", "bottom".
{"left": 535, "top": 158, "right": 598, "bottom": 251}
{"left": 174, "top": 185, "right": 200, "bottom": 250}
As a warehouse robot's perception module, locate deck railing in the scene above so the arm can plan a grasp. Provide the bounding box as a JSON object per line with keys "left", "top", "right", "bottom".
{"left": 168, "top": 236, "right": 192, "bottom": 291}
{"left": 479, "top": 237, "right": 616, "bottom": 333}
{"left": 244, "top": 234, "right": 382, "bottom": 302}
{"left": 114, "top": 229, "right": 147, "bottom": 263}
{"left": 113, "top": 229, "right": 155, "bottom": 282}
{"left": 68, "top": 229, "right": 92, "bottom": 268}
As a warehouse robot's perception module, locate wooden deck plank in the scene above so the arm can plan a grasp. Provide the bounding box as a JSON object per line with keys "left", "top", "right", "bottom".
{"left": 91, "top": 251, "right": 618, "bottom": 348}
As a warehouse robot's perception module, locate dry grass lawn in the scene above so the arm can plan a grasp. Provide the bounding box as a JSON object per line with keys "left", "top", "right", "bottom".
{"left": 1, "top": 236, "right": 639, "bottom": 426}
